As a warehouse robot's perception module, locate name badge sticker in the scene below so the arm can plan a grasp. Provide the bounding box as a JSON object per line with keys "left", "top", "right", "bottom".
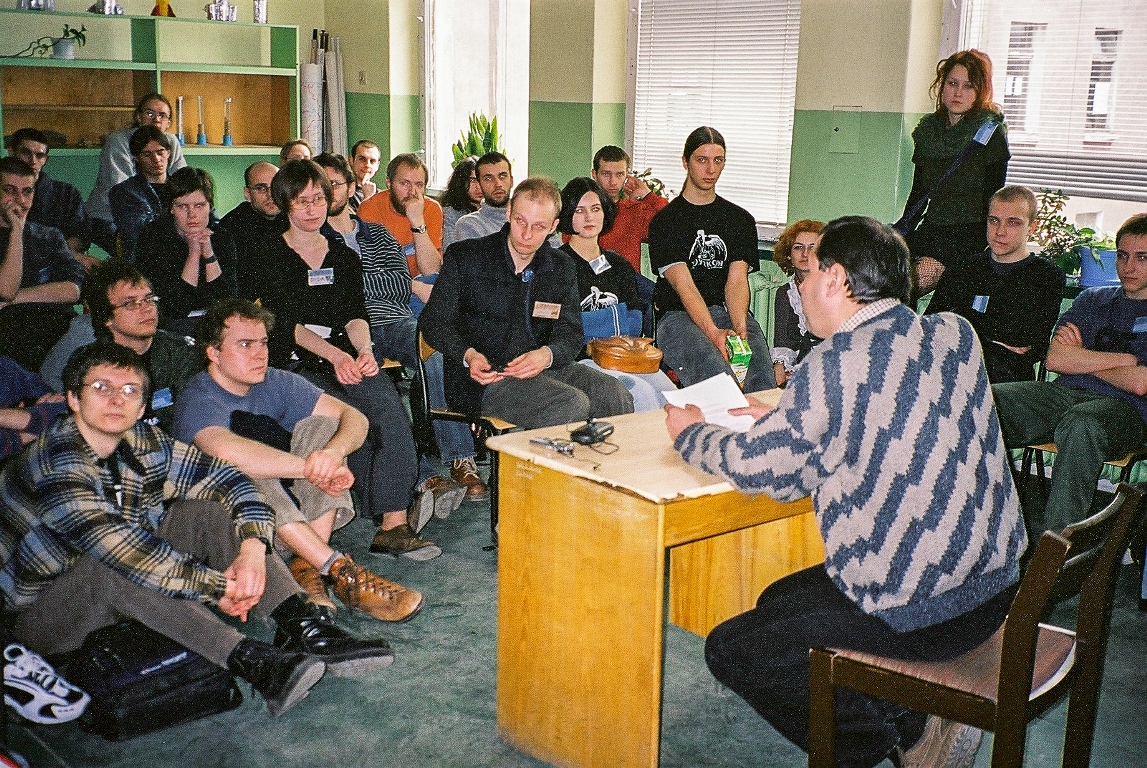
{"left": 1133, "top": 316, "right": 1147, "bottom": 334}
{"left": 532, "top": 301, "right": 562, "bottom": 320}
{"left": 403, "top": 243, "right": 416, "bottom": 258}
{"left": 588, "top": 255, "right": 611, "bottom": 275}
{"left": 151, "top": 387, "right": 173, "bottom": 411}
{"left": 971, "top": 295, "right": 989, "bottom": 313}
{"left": 308, "top": 268, "right": 335, "bottom": 287}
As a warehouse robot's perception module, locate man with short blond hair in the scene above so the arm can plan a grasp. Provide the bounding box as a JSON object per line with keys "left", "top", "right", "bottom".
{"left": 994, "top": 212, "right": 1147, "bottom": 533}
{"left": 422, "top": 176, "right": 633, "bottom": 428}
{"left": 925, "top": 184, "right": 1065, "bottom": 383}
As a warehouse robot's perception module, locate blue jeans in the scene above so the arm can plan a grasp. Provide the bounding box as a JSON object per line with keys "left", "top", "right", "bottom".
{"left": 705, "top": 565, "right": 1013, "bottom": 768}
{"left": 371, "top": 316, "right": 475, "bottom": 466}
{"left": 656, "top": 306, "right": 776, "bottom": 392}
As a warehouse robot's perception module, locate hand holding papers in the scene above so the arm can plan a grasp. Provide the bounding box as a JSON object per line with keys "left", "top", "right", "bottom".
{"left": 662, "top": 373, "right": 759, "bottom": 433}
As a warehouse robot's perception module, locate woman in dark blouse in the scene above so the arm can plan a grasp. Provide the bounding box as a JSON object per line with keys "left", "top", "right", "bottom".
{"left": 770, "top": 219, "right": 823, "bottom": 387}
{"left": 558, "top": 176, "right": 673, "bottom": 411}
{"left": 135, "top": 166, "right": 237, "bottom": 336}
{"left": 249, "top": 159, "right": 429, "bottom": 557}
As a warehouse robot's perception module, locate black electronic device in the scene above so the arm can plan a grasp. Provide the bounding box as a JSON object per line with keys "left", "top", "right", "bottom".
{"left": 570, "top": 419, "right": 614, "bottom": 445}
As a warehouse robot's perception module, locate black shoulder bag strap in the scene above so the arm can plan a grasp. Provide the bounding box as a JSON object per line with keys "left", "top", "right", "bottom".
{"left": 893, "top": 120, "right": 1000, "bottom": 237}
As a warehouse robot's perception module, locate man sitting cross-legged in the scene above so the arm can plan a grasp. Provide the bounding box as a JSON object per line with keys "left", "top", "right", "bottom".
{"left": 2, "top": 341, "right": 393, "bottom": 719}
{"left": 174, "top": 299, "right": 423, "bottom": 624}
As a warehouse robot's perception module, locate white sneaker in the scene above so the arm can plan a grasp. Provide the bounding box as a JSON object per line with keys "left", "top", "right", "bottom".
{"left": 3, "top": 643, "right": 90, "bottom": 724}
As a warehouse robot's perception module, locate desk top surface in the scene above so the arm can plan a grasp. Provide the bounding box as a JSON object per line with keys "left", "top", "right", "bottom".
{"left": 486, "top": 389, "right": 783, "bottom": 504}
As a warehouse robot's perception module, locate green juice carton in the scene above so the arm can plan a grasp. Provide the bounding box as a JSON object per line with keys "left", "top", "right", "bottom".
{"left": 726, "top": 335, "right": 752, "bottom": 386}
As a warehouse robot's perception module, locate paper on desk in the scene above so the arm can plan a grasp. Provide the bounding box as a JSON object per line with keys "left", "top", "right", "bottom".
{"left": 662, "top": 373, "right": 755, "bottom": 432}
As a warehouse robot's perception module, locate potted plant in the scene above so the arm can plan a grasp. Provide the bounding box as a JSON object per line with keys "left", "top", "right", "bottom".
{"left": 7, "top": 24, "right": 86, "bottom": 59}
{"left": 451, "top": 113, "right": 503, "bottom": 167}
{"left": 1032, "top": 188, "right": 1113, "bottom": 284}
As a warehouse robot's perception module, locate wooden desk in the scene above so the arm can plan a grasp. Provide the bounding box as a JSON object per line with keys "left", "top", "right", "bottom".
{"left": 489, "top": 398, "right": 824, "bottom": 768}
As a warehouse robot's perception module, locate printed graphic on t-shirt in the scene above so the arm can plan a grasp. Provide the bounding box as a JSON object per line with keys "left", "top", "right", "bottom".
{"left": 690, "top": 230, "right": 727, "bottom": 270}
{"left": 580, "top": 286, "right": 619, "bottom": 311}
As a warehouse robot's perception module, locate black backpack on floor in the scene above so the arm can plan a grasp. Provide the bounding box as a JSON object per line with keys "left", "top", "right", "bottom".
{"left": 67, "top": 620, "right": 242, "bottom": 741}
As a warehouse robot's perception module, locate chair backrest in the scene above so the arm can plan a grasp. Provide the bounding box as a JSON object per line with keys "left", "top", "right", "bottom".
{"left": 996, "top": 484, "right": 1145, "bottom": 711}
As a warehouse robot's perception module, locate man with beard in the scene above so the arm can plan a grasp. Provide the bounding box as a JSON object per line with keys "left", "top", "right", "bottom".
{"left": 219, "top": 162, "right": 288, "bottom": 299}
{"left": 454, "top": 152, "right": 514, "bottom": 244}
{"left": 357, "top": 153, "right": 443, "bottom": 284}
{"left": 314, "top": 152, "right": 483, "bottom": 504}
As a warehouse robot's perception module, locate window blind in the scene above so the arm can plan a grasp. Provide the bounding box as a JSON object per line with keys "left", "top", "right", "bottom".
{"left": 959, "top": 0, "right": 1147, "bottom": 202}
{"left": 632, "top": 0, "right": 801, "bottom": 225}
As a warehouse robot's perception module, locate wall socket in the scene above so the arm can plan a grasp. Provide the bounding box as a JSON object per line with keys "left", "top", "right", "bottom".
{"left": 358, "top": 70, "right": 367, "bottom": 86}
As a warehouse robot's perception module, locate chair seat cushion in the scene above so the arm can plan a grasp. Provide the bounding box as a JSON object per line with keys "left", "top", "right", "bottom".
{"left": 827, "top": 622, "right": 1076, "bottom": 702}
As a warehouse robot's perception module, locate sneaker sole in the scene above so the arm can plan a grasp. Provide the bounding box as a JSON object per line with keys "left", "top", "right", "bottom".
{"left": 410, "top": 489, "right": 436, "bottom": 534}
{"left": 321, "top": 651, "right": 396, "bottom": 678}
{"left": 433, "top": 485, "right": 467, "bottom": 519}
{"left": 265, "top": 657, "right": 326, "bottom": 718}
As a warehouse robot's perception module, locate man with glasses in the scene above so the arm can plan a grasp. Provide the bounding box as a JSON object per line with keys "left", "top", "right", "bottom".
{"left": 925, "top": 185, "right": 1064, "bottom": 383}
{"left": 7, "top": 127, "right": 95, "bottom": 271}
{"left": 219, "top": 161, "right": 287, "bottom": 300}
{"left": 0, "top": 156, "right": 84, "bottom": 371}
{"left": 41, "top": 259, "right": 200, "bottom": 434}
{"left": 85, "top": 93, "right": 187, "bottom": 256}
{"left": 1, "top": 340, "right": 394, "bottom": 719}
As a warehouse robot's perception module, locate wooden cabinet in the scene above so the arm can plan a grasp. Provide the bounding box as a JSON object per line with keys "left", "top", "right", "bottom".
{"left": 0, "top": 10, "right": 298, "bottom": 152}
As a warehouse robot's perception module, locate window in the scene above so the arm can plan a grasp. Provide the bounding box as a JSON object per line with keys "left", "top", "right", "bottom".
{"left": 1086, "top": 30, "right": 1120, "bottom": 132}
{"left": 422, "top": 0, "right": 530, "bottom": 190}
{"left": 1002, "top": 22, "right": 1043, "bottom": 133}
{"left": 956, "top": 0, "right": 1147, "bottom": 205}
{"left": 631, "top": 0, "right": 801, "bottom": 225}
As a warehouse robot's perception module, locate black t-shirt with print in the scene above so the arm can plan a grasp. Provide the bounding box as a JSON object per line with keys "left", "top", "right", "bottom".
{"left": 648, "top": 194, "right": 758, "bottom": 315}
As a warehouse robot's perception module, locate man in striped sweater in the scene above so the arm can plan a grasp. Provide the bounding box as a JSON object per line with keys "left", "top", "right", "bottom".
{"left": 666, "top": 217, "right": 1027, "bottom": 768}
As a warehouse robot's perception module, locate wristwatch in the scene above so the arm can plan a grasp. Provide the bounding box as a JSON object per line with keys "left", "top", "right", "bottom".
{"left": 410, "top": 224, "right": 427, "bottom": 234}
{"left": 202, "top": 254, "right": 218, "bottom": 264}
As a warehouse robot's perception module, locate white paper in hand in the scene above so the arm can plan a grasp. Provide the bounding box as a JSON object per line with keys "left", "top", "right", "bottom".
{"left": 662, "top": 373, "right": 755, "bottom": 432}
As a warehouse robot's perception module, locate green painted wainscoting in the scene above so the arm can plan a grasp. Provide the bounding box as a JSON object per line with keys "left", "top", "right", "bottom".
{"left": 786, "top": 109, "right": 924, "bottom": 225}
{"left": 345, "top": 91, "right": 392, "bottom": 157}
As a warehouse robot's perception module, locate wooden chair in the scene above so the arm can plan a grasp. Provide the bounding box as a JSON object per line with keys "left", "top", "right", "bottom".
{"left": 412, "top": 332, "right": 519, "bottom": 548}
{"left": 807, "top": 483, "right": 1147, "bottom": 768}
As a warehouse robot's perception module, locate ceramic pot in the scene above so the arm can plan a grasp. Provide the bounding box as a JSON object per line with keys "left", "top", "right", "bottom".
{"left": 51, "top": 38, "right": 76, "bottom": 60}
{"left": 1079, "top": 247, "right": 1120, "bottom": 287}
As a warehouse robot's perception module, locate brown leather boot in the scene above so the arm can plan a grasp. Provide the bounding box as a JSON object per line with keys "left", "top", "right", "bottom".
{"left": 327, "top": 556, "right": 424, "bottom": 623}
{"left": 289, "top": 556, "right": 338, "bottom": 616}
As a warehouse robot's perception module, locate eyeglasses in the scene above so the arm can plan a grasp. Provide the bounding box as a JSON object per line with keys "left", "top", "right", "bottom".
{"left": 112, "top": 295, "right": 160, "bottom": 312}
{"left": 329, "top": 180, "right": 348, "bottom": 190}
{"left": 85, "top": 380, "right": 144, "bottom": 401}
{"left": 140, "top": 109, "right": 171, "bottom": 121}
{"left": 293, "top": 195, "right": 328, "bottom": 211}
{"left": 247, "top": 183, "right": 272, "bottom": 195}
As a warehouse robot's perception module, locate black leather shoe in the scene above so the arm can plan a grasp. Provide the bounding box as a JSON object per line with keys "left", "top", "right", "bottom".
{"left": 271, "top": 594, "right": 395, "bottom": 677}
{"left": 227, "top": 638, "right": 325, "bottom": 717}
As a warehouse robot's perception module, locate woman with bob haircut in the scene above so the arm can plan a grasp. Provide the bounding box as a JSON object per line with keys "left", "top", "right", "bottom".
{"left": 558, "top": 176, "right": 675, "bottom": 411}
{"left": 903, "top": 49, "right": 1010, "bottom": 296}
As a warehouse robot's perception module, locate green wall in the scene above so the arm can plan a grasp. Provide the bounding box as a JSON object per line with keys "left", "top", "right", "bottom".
{"left": 345, "top": 92, "right": 391, "bottom": 157}
{"left": 387, "top": 94, "right": 422, "bottom": 156}
{"left": 527, "top": 101, "right": 625, "bottom": 187}
{"left": 786, "top": 109, "right": 921, "bottom": 225}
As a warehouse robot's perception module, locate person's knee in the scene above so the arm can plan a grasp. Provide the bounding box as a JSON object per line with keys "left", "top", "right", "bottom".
{"left": 1055, "top": 408, "right": 1115, "bottom": 451}
{"left": 550, "top": 390, "right": 592, "bottom": 425}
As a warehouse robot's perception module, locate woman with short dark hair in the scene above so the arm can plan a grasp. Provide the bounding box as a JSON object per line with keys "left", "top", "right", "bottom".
{"left": 135, "top": 166, "right": 237, "bottom": 336}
